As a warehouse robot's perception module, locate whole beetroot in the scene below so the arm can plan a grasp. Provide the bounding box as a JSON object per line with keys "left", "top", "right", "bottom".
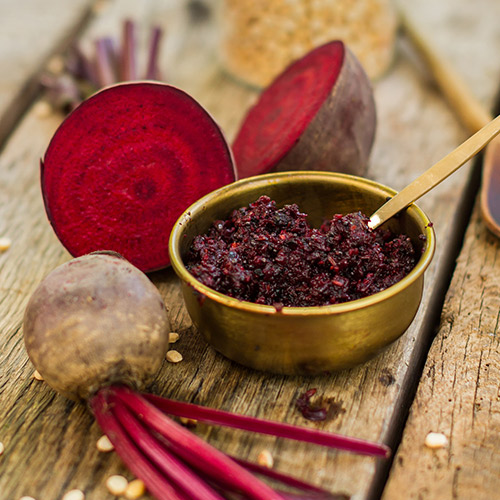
{"left": 23, "top": 251, "right": 170, "bottom": 401}
{"left": 22, "top": 253, "right": 388, "bottom": 500}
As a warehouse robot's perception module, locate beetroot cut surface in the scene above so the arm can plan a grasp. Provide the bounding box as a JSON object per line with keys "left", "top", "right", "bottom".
{"left": 232, "top": 41, "right": 376, "bottom": 179}
{"left": 41, "top": 82, "right": 235, "bottom": 272}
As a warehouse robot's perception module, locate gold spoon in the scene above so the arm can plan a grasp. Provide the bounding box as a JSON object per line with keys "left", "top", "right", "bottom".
{"left": 368, "top": 114, "right": 500, "bottom": 230}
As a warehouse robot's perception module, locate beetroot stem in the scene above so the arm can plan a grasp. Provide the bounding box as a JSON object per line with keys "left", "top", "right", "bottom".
{"left": 113, "top": 386, "right": 286, "bottom": 500}
{"left": 91, "top": 389, "right": 188, "bottom": 500}
{"left": 121, "top": 19, "right": 137, "bottom": 80}
{"left": 145, "top": 27, "right": 163, "bottom": 80}
{"left": 111, "top": 398, "right": 226, "bottom": 500}
{"left": 232, "top": 457, "right": 330, "bottom": 495}
{"left": 142, "top": 392, "right": 390, "bottom": 458}
{"left": 95, "top": 38, "right": 116, "bottom": 87}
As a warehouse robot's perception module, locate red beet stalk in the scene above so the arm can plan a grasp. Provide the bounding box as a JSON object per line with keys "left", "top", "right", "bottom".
{"left": 145, "top": 26, "right": 163, "bottom": 80}
{"left": 95, "top": 38, "right": 116, "bottom": 87}
{"left": 111, "top": 387, "right": 285, "bottom": 500}
{"left": 121, "top": 19, "right": 137, "bottom": 80}
{"left": 231, "top": 457, "right": 337, "bottom": 497}
{"left": 111, "top": 398, "right": 226, "bottom": 500}
{"left": 91, "top": 391, "right": 188, "bottom": 500}
{"left": 140, "top": 390, "right": 389, "bottom": 457}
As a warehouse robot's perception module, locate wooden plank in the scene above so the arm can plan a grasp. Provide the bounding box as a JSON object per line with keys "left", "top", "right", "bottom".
{"left": 382, "top": 203, "right": 500, "bottom": 500}
{"left": 0, "top": 1, "right": 499, "bottom": 500}
{"left": 0, "top": 0, "right": 93, "bottom": 147}
{"left": 382, "top": 1, "right": 500, "bottom": 497}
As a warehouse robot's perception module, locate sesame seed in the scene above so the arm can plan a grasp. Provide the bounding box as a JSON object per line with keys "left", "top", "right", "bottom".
{"left": 0, "top": 237, "right": 11, "bottom": 252}
{"left": 257, "top": 449, "right": 274, "bottom": 468}
{"left": 179, "top": 417, "right": 198, "bottom": 428}
{"left": 125, "top": 479, "right": 146, "bottom": 499}
{"left": 166, "top": 350, "right": 183, "bottom": 363}
{"left": 61, "top": 489, "right": 85, "bottom": 500}
{"left": 0, "top": 442, "right": 4, "bottom": 455}
{"left": 106, "top": 475, "right": 128, "bottom": 496}
{"left": 96, "top": 435, "right": 114, "bottom": 452}
{"left": 20, "top": 497, "right": 37, "bottom": 500}
{"left": 33, "top": 101, "right": 53, "bottom": 118}
{"left": 168, "top": 332, "right": 180, "bottom": 343}
{"left": 46, "top": 55, "right": 65, "bottom": 75}
{"left": 32, "top": 370, "right": 44, "bottom": 381}
{"left": 425, "top": 432, "right": 448, "bottom": 449}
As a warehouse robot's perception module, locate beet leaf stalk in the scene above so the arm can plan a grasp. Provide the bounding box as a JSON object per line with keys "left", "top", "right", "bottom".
{"left": 90, "top": 385, "right": 387, "bottom": 499}
{"left": 141, "top": 390, "right": 389, "bottom": 457}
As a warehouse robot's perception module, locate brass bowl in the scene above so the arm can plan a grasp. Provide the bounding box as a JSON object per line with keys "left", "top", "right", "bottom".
{"left": 169, "top": 172, "right": 435, "bottom": 374}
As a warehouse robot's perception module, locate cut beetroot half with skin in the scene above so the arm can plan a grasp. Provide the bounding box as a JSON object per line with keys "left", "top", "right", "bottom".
{"left": 41, "top": 82, "right": 235, "bottom": 272}
{"left": 232, "top": 41, "right": 376, "bottom": 179}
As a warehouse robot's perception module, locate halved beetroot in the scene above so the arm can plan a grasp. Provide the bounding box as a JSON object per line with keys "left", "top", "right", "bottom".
{"left": 232, "top": 41, "right": 376, "bottom": 179}
{"left": 41, "top": 82, "right": 235, "bottom": 272}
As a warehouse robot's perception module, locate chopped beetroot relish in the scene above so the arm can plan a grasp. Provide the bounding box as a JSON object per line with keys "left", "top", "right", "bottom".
{"left": 185, "top": 196, "right": 417, "bottom": 307}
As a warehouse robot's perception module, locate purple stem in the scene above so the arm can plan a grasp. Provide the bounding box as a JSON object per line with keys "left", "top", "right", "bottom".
{"left": 90, "top": 390, "right": 189, "bottom": 500}
{"left": 142, "top": 392, "right": 390, "bottom": 458}
{"left": 232, "top": 457, "right": 329, "bottom": 495}
{"left": 145, "top": 26, "right": 163, "bottom": 80}
{"left": 121, "top": 19, "right": 137, "bottom": 80}
{"left": 112, "top": 387, "right": 286, "bottom": 500}
{"left": 95, "top": 38, "right": 116, "bottom": 87}
{"left": 112, "top": 399, "right": 225, "bottom": 500}
{"left": 72, "top": 45, "right": 100, "bottom": 87}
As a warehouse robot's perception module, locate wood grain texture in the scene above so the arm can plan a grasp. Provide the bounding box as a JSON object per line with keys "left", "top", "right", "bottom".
{"left": 383, "top": 2, "right": 500, "bottom": 498}
{"left": 0, "top": 1, "right": 499, "bottom": 499}
{"left": 0, "top": 0, "right": 92, "bottom": 147}
{"left": 382, "top": 203, "right": 500, "bottom": 500}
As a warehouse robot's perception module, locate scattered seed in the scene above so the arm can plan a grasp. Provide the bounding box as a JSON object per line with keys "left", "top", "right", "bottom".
{"left": 33, "top": 101, "right": 53, "bottom": 118}
{"left": 91, "top": 0, "right": 111, "bottom": 14}
{"left": 62, "top": 489, "right": 85, "bottom": 500}
{"left": 166, "top": 350, "right": 183, "bottom": 363}
{"left": 0, "top": 442, "right": 4, "bottom": 455}
{"left": 0, "top": 237, "right": 11, "bottom": 252}
{"left": 125, "top": 479, "right": 146, "bottom": 499}
{"left": 106, "top": 475, "right": 128, "bottom": 496}
{"left": 47, "top": 55, "right": 65, "bottom": 75}
{"left": 20, "top": 497, "right": 37, "bottom": 500}
{"left": 32, "top": 370, "right": 44, "bottom": 381}
{"left": 425, "top": 432, "right": 448, "bottom": 449}
{"left": 179, "top": 417, "right": 198, "bottom": 428}
{"left": 168, "top": 332, "right": 180, "bottom": 343}
{"left": 257, "top": 449, "right": 274, "bottom": 468}
{"left": 96, "top": 435, "right": 114, "bottom": 452}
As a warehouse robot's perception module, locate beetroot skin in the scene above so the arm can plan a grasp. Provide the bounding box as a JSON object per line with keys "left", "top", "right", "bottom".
{"left": 41, "top": 82, "right": 235, "bottom": 272}
{"left": 232, "top": 41, "right": 376, "bottom": 179}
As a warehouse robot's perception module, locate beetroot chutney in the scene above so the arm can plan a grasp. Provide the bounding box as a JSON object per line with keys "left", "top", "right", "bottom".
{"left": 185, "top": 196, "right": 417, "bottom": 308}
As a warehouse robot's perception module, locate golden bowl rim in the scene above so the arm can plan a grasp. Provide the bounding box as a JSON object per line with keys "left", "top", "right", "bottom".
{"left": 169, "top": 171, "right": 436, "bottom": 316}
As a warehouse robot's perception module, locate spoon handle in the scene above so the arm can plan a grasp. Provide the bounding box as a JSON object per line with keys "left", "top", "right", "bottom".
{"left": 368, "top": 114, "right": 500, "bottom": 230}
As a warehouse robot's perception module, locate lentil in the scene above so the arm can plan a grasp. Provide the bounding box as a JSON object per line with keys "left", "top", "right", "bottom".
{"left": 168, "top": 332, "right": 180, "bottom": 343}
{"left": 0, "top": 237, "right": 12, "bottom": 252}
{"left": 425, "top": 432, "right": 448, "bottom": 449}
{"left": 61, "top": 490, "right": 85, "bottom": 500}
{"left": 124, "top": 479, "right": 146, "bottom": 499}
{"left": 106, "top": 475, "right": 128, "bottom": 496}
{"left": 166, "top": 350, "right": 183, "bottom": 363}
{"left": 96, "top": 435, "right": 114, "bottom": 452}
{"left": 257, "top": 449, "right": 274, "bottom": 468}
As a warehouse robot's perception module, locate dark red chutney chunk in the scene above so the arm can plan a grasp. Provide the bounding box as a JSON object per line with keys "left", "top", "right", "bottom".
{"left": 185, "top": 196, "right": 417, "bottom": 307}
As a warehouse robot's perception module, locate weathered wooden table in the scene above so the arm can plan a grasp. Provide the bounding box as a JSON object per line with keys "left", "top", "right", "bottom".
{"left": 1, "top": 1, "right": 500, "bottom": 499}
